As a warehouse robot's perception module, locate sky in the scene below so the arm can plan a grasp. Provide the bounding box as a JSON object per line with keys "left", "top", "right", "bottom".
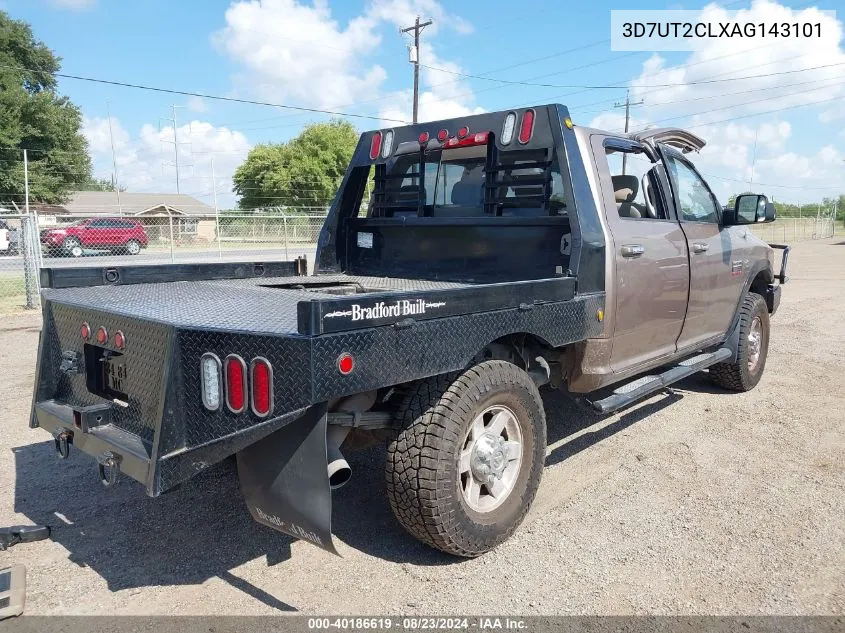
{"left": 5, "top": 0, "right": 845, "bottom": 209}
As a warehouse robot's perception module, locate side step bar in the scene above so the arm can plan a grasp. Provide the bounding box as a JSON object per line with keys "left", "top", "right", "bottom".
{"left": 590, "top": 348, "right": 732, "bottom": 414}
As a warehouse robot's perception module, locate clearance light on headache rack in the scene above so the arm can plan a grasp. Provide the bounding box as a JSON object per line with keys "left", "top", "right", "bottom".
{"left": 80, "top": 322, "right": 91, "bottom": 341}
{"left": 369, "top": 131, "right": 382, "bottom": 160}
{"left": 444, "top": 132, "right": 489, "bottom": 149}
{"left": 437, "top": 129, "right": 449, "bottom": 142}
{"left": 250, "top": 357, "right": 274, "bottom": 418}
{"left": 501, "top": 112, "right": 517, "bottom": 144}
{"left": 457, "top": 126, "right": 469, "bottom": 139}
{"left": 381, "top": 130, "right": 394, "bottom": 158}
{"left": 200, "top": 353, "right": 222, "bottom": 411}
{"left": 418, "top": 131, "right": 430, "bottom": 144}
{"left": 96, "top": 326, "right": 108, "bottom": 345}
{"left": 518, "top": 109, "right": 536, "bottom": 144}
{"left": 113, "top": 330, "right": 126, "bottom": 351}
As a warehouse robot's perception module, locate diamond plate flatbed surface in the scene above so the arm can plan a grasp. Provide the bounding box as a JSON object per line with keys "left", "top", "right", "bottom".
{"left": 41, "top": 274, "right": 472, "bottom": 335}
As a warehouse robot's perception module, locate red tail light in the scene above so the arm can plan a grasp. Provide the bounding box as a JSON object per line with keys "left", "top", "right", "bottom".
{"left": 96, "top": 326, "right": 108, "bottom": 344}
{"left": 457, "top": 126, "right": 469, "bottom": 139}
{"left": 225, "top": 354, "right": 247, "bottom": 413}
{"left": 518, "top": 109, "right": 535, "bottom": 144}
{"left": 437, "top": 129, "right": 449, "bottom": 142}
{"left": 418, "top": 131, "right": 430, "bottom": 144}
{"left": 369, "top": 131, "right": 382, "bottom": 160}
{"left": 250, "top": 357, "right": 273, "bottom": 417}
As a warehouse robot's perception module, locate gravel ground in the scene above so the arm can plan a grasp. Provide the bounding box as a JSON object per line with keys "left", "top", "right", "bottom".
{"left": 0, "top": 238, "right": 842, "bottom": 615}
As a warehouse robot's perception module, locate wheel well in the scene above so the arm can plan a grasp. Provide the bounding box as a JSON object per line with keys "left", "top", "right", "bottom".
{"left": 749, "top": 271, "right": 771, "bottom": 297}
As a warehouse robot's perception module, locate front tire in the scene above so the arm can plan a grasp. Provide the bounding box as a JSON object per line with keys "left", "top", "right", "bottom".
{"left": 710, "top": 292, "right": 770, "bottom": 391}
{"left": 386, "top": 361, "right": 546, "bottom": 557}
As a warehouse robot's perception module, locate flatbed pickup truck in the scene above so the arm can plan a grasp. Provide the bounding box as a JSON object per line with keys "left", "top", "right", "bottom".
{"left": 30, "top": 105, "right": 789, "bottom": 557}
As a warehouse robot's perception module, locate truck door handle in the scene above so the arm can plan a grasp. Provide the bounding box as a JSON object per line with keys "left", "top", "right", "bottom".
{"left": 692, "top": 242, "right": 709, "bottom": 253}
{"left": 621, "top": 244, "right": 645, "bottom": 258}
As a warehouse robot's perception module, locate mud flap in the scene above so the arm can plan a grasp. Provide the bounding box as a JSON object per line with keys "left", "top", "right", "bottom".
{"left": 236, "top": 403, "right": 337, "bottom": 555}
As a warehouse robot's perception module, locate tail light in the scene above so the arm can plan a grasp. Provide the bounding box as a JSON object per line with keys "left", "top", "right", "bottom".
{"left": 80, "top": 322, "right": 91, "bottom": 341}
{"left": 518, "top": 109, "right": 535, "bottom": 144}
{"left": 224, "top": 354, "right": 247, "bottom": 413}
{"left": 501, "top": 112, "right": 517, "bottom": 144}
{"left": 418, "top": 131, "right": 430, "bottom": 144}
{"left": 250, "top": 358, "right": 274, "bottom": 417}
{"left": 96, "top": 326, "right": 108, "bottom": 344}
{"left": 200, "top": 353, "right": 222, "bottom": 411}
{"left": 457, "top": 126, "right": 469, "bottom": 139}
{"left": 369, "top": 131, "right": 382, "bottom": 160}
{"left": 381, "top": 130, "right": 394, "bottom": 158}
{"left": 437, "top": 129, "right": 449, "bottom": 142}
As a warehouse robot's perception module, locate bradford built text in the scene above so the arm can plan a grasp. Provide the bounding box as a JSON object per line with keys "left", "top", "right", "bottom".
{"left": 351, "top": 299, "right": 428, "bottom": 321}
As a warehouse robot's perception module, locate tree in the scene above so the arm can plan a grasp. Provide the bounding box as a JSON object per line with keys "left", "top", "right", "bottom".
{"left": 0, "top": 11, "right": 91, "bottom": 207}
{"left": 233, "top": 120, "right": 359, "bottom": 213}
{"left": 78, "top": 176, "right": 126, "bottom": 192}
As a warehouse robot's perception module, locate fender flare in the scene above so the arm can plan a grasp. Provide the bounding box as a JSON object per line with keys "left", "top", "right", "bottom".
{"left": 723, "top": 261, "right": 773, "bottom": 363}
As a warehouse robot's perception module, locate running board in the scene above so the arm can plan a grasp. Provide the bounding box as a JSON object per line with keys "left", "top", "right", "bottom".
{"left": 590, "top": 348, "right": 732, "bottom": 414}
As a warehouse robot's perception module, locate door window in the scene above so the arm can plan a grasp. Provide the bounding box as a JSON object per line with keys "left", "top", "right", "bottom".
{"left": 604, "top": 147, "right": 667, "bottom": 220}
{"left": 666, "top": 156, "right": 720, "bottom": 224}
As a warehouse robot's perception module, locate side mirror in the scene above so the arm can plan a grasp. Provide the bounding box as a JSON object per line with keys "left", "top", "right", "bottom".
{"left": 730, "top": 194, "right": 776, "bottom": 225}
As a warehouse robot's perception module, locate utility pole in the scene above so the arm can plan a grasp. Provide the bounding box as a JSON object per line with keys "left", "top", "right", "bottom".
{"left": 106, "top": 101, "right": 123, "bottom": 214}
{"left": 211, "top": 158, "right": 222, "bottom": 258}
{"left": 21, "top": 149, "right": 37, "bottom": 308}
{"left": 614, "top": 89, "right": 644, "bottom": 174}
{"left": 160, "top": 105, "right": 186, "bottom": 193}
{"left": 401, "top": 16, "right": 433, "bottom": 124}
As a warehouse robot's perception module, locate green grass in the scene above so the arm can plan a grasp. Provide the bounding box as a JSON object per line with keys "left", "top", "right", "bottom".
{"left": 0, "top": 273, "right": 38, "bottom": 314}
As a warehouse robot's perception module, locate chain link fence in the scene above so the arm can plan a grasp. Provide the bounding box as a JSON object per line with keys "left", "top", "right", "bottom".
{"left": 0, "top": 212, "right": 327, "bottom": 314}
{"left": 0, "top": 211, "right": 838, "bottom": 315}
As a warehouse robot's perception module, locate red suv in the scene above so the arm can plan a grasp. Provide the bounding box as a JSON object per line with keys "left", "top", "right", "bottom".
{"left": 41, "top": 217, "right": 149, "bottom": 257}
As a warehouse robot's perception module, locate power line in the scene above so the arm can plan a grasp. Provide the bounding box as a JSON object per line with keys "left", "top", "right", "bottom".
{"left": 0, "top": 64, "right": 411, "bottom": 125}
{"left": 417, "top": 60, "right": 845, "bottom": 91}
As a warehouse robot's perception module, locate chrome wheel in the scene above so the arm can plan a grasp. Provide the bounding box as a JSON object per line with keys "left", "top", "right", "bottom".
{"left": 747, "top": 316, "right": 763, "bottom": 371}
{"left": 64, "top": 238, "right": 83, "bottom": 258}
{"left": 126, "top": 240, "right": 141, "bottom": 255}
{"left": 459, "top": 405, "right": 523, "bottom": 513}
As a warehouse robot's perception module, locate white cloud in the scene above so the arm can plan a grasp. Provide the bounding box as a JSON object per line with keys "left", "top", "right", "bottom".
{"left": 186, "top": 96, "right": 208, "bottom": 113}
{"left": 585, "top": 0, "right": 845, "bottom": 203}
{"left": 213, "top": 0, "right": 478, "bottom": 121}
{"left": 83, "top": 117, "right": 251, "bottom": 209}
{"left": 46, "top": 0, "right": 96, "bottom": 10}
{"left": 627, "top": 2, "right": 845, "bottom": 126}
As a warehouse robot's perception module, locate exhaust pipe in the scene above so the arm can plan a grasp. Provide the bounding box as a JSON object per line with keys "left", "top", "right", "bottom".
{"left": 326, "top": 424, "right": 351, "bottom": 489}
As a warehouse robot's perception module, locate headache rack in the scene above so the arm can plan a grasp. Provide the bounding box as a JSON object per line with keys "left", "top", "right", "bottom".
{"left": 369, "top": 133, "right": 560, "bottom": 219}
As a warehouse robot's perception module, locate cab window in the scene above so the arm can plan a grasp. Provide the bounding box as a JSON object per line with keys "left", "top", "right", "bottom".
{"left": 604, "top": 146, "right": 667, "bottom": 220}
{"left": 665, "top": 156, "right": 720, "bottom": 224}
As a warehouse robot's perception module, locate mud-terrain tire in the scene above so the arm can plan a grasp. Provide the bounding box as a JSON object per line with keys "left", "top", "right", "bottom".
{"left": 385, "top": 360, "right": 546, "bottom": 557}
{"left": 710, "top": 292, "right": 770, "bottom": 391}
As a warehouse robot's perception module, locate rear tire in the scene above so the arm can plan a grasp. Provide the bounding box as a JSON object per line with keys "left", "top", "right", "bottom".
{"left": 710, "top": 292, "right": 769, "bottom": 391}
{"left": 385, "top": 360, "right": 546, "bottom": 557}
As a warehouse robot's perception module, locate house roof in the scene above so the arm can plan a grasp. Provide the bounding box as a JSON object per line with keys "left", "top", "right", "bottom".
{"left": 50, "top": 192, "right": 215, "bottom": 217}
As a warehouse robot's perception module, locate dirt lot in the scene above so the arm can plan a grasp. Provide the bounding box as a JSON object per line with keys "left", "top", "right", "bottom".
{"left": 0, "top": 238, "right": 842, "bottom": 615}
